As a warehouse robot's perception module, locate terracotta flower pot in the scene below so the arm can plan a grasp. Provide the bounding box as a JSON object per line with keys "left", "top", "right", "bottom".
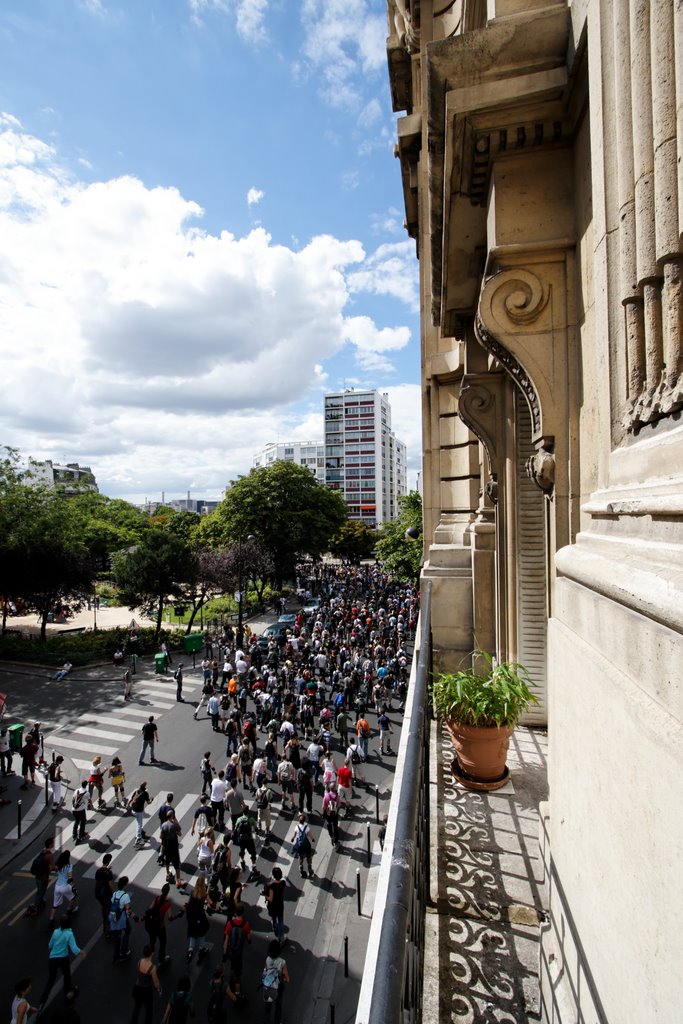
{"left": 446, "top": 721, "right": 514, "bottom": 787}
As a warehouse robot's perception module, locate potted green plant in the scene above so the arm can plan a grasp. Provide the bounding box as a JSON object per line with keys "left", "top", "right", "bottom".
{"left": 431, "top": 652, "right": 539, "bottom": 790}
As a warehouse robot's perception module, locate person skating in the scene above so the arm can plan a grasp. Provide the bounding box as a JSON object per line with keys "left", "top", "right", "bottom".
{"left": 291, "top": 814, "right": 314, "bottom": 878}
{"left": 139, "top": 718, "right": 159, "bottom": 765}
{"left": 261, "top": 938, "right": 290, "bottom": 1023}
{"left": 109, "top": 876, "right": 136, "bottom": 963}
{"left": 184, "top": 878, "right": 210, "bottom": 964}
{"left": 108, "top": 757, "right": 126, "bottom": 807}
{"left": 129, "top": 944, "right": 162, "bottom": 1024}
{"left": 38, "top": 916, "right": 86, "bottom": 1015}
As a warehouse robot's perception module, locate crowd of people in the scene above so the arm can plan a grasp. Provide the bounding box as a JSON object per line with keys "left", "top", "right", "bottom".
{"left": 12, "top": 562, "right": 419, "bottom": 1023}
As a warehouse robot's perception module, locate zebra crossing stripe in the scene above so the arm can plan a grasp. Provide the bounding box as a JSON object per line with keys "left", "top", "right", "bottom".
{"left": 72, "top": 725, "right": 136, "bottom": 742}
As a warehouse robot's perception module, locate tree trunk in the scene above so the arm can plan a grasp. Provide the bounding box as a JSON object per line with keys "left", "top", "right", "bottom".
{"left": 40, "top": 609, "right": 48, "bottom": 642}
{"left": 155, "top": 596, "right": 164, "bottom": 640}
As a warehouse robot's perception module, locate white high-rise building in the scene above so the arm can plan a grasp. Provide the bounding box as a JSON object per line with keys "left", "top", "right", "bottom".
{"left": 252, "top": 441, "right": 325, "bottom": 483}
{"left": 324, "top": 389, "right": 407, "bottom": 527}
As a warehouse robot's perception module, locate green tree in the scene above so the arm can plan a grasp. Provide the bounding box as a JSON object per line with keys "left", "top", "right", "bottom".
{"left": 329, "top": 520, "right": 377, "bottom": 562}
{"left": 68, "top": 492, "right": 150, "bottom": 569}
{"left": 0, "top": 452, "right": 96, "bottom": 638}
{"left": 374, "top": 491, "right": 423, "bottom": 581}
{"left": 202, "top": 462, "right": 347, "bottom": 587}
{"left": 111, "top": 529, "right": 196, "bottom": 638}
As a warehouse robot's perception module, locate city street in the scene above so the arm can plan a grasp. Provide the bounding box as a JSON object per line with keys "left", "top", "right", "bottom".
{"left": 0, "top": 644, "right": 403, "bottom": 1023}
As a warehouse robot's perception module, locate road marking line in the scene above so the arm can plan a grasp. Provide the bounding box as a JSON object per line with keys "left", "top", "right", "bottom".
{"left": 133, "top": 793, "right": 199, "bottom": 888}
{"left": 0, "top": 889, "right": 33, "bottom": 923}
{"left": 108, "top": 706, "right": 158, "bottom": 719}
{"left": 47, "top": 737, "right": 118, "bottom": 755}
{"left": 71, "top": 725, "right": 136, "bottom": 742}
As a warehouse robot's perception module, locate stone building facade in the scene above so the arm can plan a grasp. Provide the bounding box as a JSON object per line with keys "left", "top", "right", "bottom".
{"left": 387, "top": 1, "right": 683, "bottom": 1021}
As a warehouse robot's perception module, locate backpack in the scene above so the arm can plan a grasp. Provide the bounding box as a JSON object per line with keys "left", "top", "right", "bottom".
{"left": 296, "top": 768, "right": 309, "bottom": 790}
{"left": 200, "top": 757, "right": 212, "bottom": 779}
{"left": 30, "top": 851, "right": 47, "bottom": 877}
{"left": 292, "top": 825, "right": 311, "bottom": 855}
{"left": 350, "top": 747, "right": 361, "bottom": 765}
{"left": 261, "top": 961, "right": 281, "bottom": 1002}
{"left": 108, "top": 891, "right": 127, "bottom": 930}
{"left": 225, "top": 762, "right": 237, "bottom": 784}
{"left": 226, "top": 920, "right": 244, "bottom": 959}
{"left": 256, "top": 787, "right": 270, "bottom": 809}
{"left": 234, "top": 817, "right": 251, "bottom": 844}
{"left": 72, "top": 788, "right": 86, "bottom": 810}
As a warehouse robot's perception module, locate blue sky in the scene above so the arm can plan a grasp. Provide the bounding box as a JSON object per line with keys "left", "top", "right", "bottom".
{"left": 0, "top": 0, "right": 421, "bottom": 503}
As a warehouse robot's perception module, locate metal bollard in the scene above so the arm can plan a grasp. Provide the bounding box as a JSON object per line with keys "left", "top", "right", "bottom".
{"left": 331, "top": 1005, "right": 335, "bottom": 1024}
{"left": 45, "top": 771, "right": 49, "bottom": 808}
{"left": 344, "top": 935, "right": 349, "bottom": 977}
{"left": 375, "top": 784, "right": 380, "bottom": 823}
{"left": 356, "top": 868, "right": 361, "bottom": 916}
{"left": 17, "top": 798, "right": 22, "bottom": 840}
{"left": 366, "top": 822, "right": 371, "bottom": 865}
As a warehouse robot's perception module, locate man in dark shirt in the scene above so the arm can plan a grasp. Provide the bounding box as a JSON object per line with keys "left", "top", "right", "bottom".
{"left": 190, "top": 795, "right": 217, "bottom": 836}
{"left": 139, "top": 716, "right": 159, "bottom": 765}
{"left": 94, "top": 853, "right": 114, "bottom": 935}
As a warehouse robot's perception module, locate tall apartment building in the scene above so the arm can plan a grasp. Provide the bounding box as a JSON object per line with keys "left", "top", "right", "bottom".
{"left": 324, "top": 389, "right": 407, "bottom": 527}
{"left": 252, "top": 441, "right": 325, "bottom": 484}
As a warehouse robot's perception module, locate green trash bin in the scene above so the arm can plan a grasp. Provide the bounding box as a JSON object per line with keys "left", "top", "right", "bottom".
{"left": 8, "top": 723, "right": 24, "bottom": 752}
{"left": 182, "top": 633, "right": 203, "bottom": 654}
{"left": 154, "top": 653, "right": 166, "bottom": 674}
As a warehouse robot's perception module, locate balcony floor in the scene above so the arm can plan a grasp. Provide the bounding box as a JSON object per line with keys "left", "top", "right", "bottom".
{"left": 424, "top": 724, "right": 549, "bottom": 1023}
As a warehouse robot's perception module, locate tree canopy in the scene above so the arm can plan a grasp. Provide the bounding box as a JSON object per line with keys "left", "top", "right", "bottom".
{"left": 0, "top": 450, "right": 97, "bottom": 638}
{"left": 374, "top": 490, "right": 423, "bottom": 581}
{"left": 111, "top": 528, "right": 196, "bottom": 638}
{"left": 329, "top": 520, "right": 377, "bottom": 562}
{"left": 202, "top": 462, "right": 348, "bottom": 586}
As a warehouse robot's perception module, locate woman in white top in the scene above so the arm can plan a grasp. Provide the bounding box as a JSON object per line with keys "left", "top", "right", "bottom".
{"left": 49, "top": 850, "right": 76, "bottom": 925}
{"left": 11, "top": 978, "right": 37, "bottom": 1024}
{"left": 196, "top": 827, "right": 215, "bottom": 876}
{"left": 321, "top": 753, "right": 338, "bottom": 788}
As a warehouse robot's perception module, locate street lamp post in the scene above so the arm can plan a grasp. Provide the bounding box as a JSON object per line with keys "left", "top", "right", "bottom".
{"left": 236, "top": 534, "right": 255, "bottom": 649}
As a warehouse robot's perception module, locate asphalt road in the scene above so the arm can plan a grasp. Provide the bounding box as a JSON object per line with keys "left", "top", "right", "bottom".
{"left": 0, "top": 651, "right": 403, "bottom": 1024}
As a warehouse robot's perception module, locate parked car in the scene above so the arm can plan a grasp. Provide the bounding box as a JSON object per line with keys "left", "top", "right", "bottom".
{"left": 278, "top": 613, "right": 297, "bottom": 625}
{"left": 302, "top": 596, "right": 321, "bottom": 615}
{"left": 256, "top": 622, "right": 290, "bottom": 652}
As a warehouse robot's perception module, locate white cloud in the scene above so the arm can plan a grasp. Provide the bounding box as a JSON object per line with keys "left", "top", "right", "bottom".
{"left": 384, "top": 383, "right": 422, "bottom": 486}
{"left": 358, "top": 98, "right": 382, "bottom": 130}
{"left": 299, "top": 0, "right": 387, "bottom": 108}
{"left": 341, "top": 170, "right": 360, "bottom": 191}
{"left": 0, "top": 119, "right": 418, "bottom": 498}
{"left": 188, "top": 0, "right": 268, "bottom": 42}
{"left": 77, "top": 156, "right": 93, "bottom": 170}
{"left": 235, "top": 0, "right": 268, "bottom": 42}
{"left": 79, "top": 0, "right": 105, "bottom": 14}
{"left": 247, "top": 186, "right": 264, "bottom": 206}
{"left": 347, "top": 241, "right": 419, "bottom": 311}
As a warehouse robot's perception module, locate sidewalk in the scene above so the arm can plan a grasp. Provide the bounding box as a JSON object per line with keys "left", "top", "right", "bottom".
{"left": 425, "top": 723, "right": 548, "bottom": 1023}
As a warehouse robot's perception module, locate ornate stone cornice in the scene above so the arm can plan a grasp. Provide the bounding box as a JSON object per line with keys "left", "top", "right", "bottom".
{"left": 456, "top": 372, "right": 507, "bottom": 491}
{"left": 474, "top": 313, "right": 542, "bottom": 436}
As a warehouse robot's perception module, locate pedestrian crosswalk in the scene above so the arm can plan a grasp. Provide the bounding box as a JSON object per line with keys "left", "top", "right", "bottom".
{"left": 44, "top": 674, "right": 202, "bottom": 777}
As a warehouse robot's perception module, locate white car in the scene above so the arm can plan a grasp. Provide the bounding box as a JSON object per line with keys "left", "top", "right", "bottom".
{"left": 302, "top": 596, "right": 321, "bottom": 615}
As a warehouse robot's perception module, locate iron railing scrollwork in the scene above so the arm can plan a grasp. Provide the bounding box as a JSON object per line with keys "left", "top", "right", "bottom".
{"left": 356, "top": 580, "right": 432, "bottom": 1024}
